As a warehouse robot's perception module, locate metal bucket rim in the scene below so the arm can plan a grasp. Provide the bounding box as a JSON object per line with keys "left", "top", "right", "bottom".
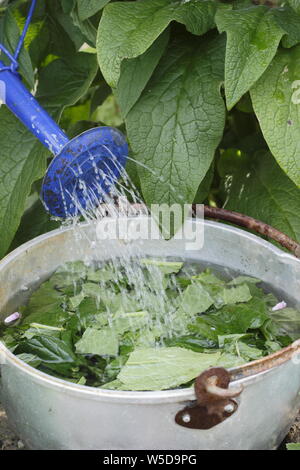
{"left": 0, "top": 216, "right": 297, "bottom": 268}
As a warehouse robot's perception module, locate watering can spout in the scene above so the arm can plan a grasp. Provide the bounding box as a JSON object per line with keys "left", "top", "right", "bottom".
{"left": 0, "top": 62, "right": 128, "bottom": 218}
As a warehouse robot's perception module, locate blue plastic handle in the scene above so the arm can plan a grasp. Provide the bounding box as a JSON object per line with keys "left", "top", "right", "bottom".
{"left": 0, "top": 61, "right": 69, "bottom": 155}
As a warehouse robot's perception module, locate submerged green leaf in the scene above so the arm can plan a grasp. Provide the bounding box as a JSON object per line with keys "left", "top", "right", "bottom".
{"left": 221, "top": 284, "right": 252, "bottom": 305}
{"left": 75, "top": 327, "right": 119, "bottom": 356}
{"left": 286, "top": 443, "right": 300, "bottom": 450}
{"left": 118, "top": 347, "right": 221, "bottom": 391}
{"left": 141, "top": 259, "right": 183, "bottom": 274}
{"left": 178, "top": 282, "right": 213, "bottom": 317}
{"left": 1, "top": 258, "right": 296, "bottom": 391}
{"left": 17, "top": 335, "right": 76, "bottom": 364}
{"left": 269, "top": 307, "right": 300, "bottom": 341}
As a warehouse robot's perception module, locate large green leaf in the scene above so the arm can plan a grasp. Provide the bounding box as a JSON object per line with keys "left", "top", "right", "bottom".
{"left": 222, "top": 151, "right": 300, "bottom": 242}
{"left": 126, "top": 34, "right": 226, "bottom": 209}
{"left": 10, "top": 199, "right": 60, "bottom": 251}
{"left": 77, "top": 0, "right": 111, "bottom": 21}
{"left": 0, "top": 9, "right": 35, "bottom": 88}
{"left": 117, "top": 347, "right": 221, "bottom": 390}
{"left": 215, "top": 5, "right": 284, "bottom": 110}
{"left": 56, "top": 9, "right": 86, "bottom": 50}
{"left": 36, "top": 53, "right": 98, "bottom": 115}
{"left": 0, "top": 53, "right": 98, "bottom": 257}
{"left": 288, "top": 0, "right": 300, "bottom": 14}
{"left": 61, "top": 0, "right": 76, "bottom": 13}
{"left": 269, "top": 307, "right": 300, "bottom": 341}
{"left": 28, "top": 21, "right": 51, "bottom": 69}
{"left": 46, "top": 1, "right": 78, "bottom": 57}
{"left": 251, "top": 45, "right": 300, "bottom": 187}
{"left": 0, "top": 109, "right": 48, "bottom": 259}
{"left": 115, "top": 29, "right": 169, "bottom": 117}
{"left": 177, "top": 283, "right": 213, "bottom": 317}
{"left": 193, "top": 163, "right": 214, "bottom": 203}
{"left": 47, "top": 0, "right": 96, "bottom": 51}
{"left": 17, "top": 335, "right": 78, "bottom": 375}
{"left": 97, "top": 0, "right": 222, "bottom": 87}
{"left": 75, "top": 327, "right": 119, "bottom": 356}
{"left": 70, "top": 8, "right": 97, "bottom": 47}
{"left": 272, "top": 5, "right": 300, "bottom": 48}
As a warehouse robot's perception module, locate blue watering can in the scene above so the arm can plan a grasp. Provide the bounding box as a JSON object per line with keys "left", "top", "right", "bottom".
{"left": 0, "top": 1, "right": 128, "bottom": 219}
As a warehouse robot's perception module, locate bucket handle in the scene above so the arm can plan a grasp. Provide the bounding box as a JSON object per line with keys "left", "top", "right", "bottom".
{"left": 130, "top": 203, "right": 300, "bottom": 258}
{"left": 201, "top": 205, "right": 300, "bottom": 258}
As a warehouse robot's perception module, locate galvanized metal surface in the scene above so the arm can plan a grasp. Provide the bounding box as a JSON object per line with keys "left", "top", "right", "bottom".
{"left": 0, "top": 218, "right": 299, "bottom": 449}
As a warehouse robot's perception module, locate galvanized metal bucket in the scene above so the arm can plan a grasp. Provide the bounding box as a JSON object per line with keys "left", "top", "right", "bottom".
{"left": 0, "top": 208, "right": 300, "bottom": 450}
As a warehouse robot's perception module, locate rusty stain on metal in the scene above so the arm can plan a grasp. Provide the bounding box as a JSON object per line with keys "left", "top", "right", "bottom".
{"left": 175, "top": 368, "right": 243, "bottom": 430}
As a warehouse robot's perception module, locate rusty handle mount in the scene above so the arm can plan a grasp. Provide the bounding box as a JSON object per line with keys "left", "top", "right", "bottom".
{"left": 175, "top": 368, "right": 243, "bottom": 430}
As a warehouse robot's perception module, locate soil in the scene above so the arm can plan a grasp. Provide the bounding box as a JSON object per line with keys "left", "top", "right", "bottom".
{"left": 0, "top": 406, "right": 24, "bottom": 450}
{"left": 0, "top": 403, "right": 299, "bottom": 450}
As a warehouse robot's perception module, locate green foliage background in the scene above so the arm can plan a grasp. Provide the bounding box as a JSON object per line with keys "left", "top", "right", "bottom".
{"left": 1, "top": 0, "right": 300, "bottom": 257}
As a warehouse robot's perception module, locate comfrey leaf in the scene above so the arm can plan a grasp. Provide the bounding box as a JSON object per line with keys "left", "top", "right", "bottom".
{"left": 286, "top": 443, "right": 300, "bottom": 450}
{"left": 221, "top": 284, "right": 252, "bottom": 305}
{"left": 112, "top": 311, "right": 149, "bottom": 335}
{"left": 23, "top": 323, "right": 64, "bottom": 340}
{"left": 68, "top": 291, "right": 86, "bottom": 310}
{"left": 16, "top": 335, "right": 77, "bottom": 364}
{"left": 16, "top": 353, "right": 41, "bottom": 368}
{"left": 178, "top": 282, "right": 214, "bottom": 316}
{"left": 118, "top": 347, "right": 221, "bottom": 391}
{"left": 2, "top": 258, "right": 298, "bottom": 391}
{"left": 101, "top": 379, "right": 131, "bottom": 391}
{"left": 227, "top": 276, "right": 261, "bottom": 286}
{"left": 75, "top": 327, "right": 119, "bottom": 356}
{"left": 219, "top": 334, "right": 264, "bottom": 361}
{"left": 190, "top": 297, "right": 269, "bottom": 338}
{"left": 82, "top": 282, "right": 103, "bottom": 297}
{"left": 141, "top": 259, "right": 183, "bottom": 274}
{"left": 87, "top": 266, "right": 117, "bottom": 283}
{"left": 218, "top": 333, "right": 253, "bottom": 348}
{"left": 192, "top": 270, "right": 225, "bottom": 286}
{"left": 269, "top": 307, "right": 300, "bottom": 341}
{"left": 217, "top": 353, "right": 246, "bottom": 369}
